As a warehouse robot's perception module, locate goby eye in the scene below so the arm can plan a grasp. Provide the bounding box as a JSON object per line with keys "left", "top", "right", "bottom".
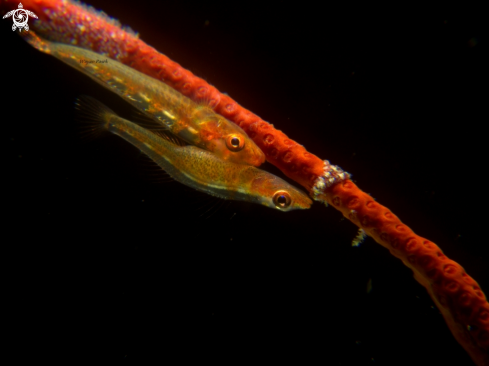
{"left": 273, "top": 191, "right": 292, "bottom": 209}
{"left": 225, "top": 134, "right": 245, "bottom": 152}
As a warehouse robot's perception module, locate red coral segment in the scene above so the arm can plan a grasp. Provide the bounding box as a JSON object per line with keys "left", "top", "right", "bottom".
{"left": 328, "top": 180, "right": 489, "bottom": 364}
{"left": 2, "top": 0, "right": 326, "bottom": 191}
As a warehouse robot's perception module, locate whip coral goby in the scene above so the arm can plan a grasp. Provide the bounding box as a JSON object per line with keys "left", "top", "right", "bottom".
{"left": 75, "top": 96, "right": 312, "bottom": 211}
{"left": 1, "top": 0, "right": 487, "bottom": 364}
{"left": 20, "top": 31, "right": 265, "bottom": 167}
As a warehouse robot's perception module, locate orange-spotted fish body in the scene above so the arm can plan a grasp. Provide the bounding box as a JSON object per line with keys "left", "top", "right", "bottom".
{"left": 76, "top": 96, "right": 312, "bottom": 212}
{"left": 22, "top": 31, "right": 265, "bottom": 167}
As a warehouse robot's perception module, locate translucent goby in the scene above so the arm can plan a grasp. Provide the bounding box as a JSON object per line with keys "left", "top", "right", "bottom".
{"left": 76, "top": 96, "right": 312, "bottom": 212}
{"left": 22, "top": 31, "right": 265, "bottom": 167}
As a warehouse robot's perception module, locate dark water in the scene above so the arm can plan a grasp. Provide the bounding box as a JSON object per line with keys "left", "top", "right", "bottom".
{"left": 2, "top": 1, "right": 487, "bottom": 364}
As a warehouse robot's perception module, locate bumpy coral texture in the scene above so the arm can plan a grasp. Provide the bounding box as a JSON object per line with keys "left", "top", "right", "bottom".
{"left": 124, "top": 45, "right": 326, "bottom": 191}
{"left": 327, "top": 180, "right": 489, "bottom": 365}
{"left": 13, "top": 0, "right": 325, "bottom": 191}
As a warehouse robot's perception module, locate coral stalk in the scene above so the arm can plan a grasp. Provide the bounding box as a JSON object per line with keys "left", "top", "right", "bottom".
{"left": 1, "top": 0, "right": 487, "bottom": 363}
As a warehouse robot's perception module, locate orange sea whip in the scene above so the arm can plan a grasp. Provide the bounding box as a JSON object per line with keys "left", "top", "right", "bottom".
{"left": 1, "top": 0, "right": 487, "bottom": 363}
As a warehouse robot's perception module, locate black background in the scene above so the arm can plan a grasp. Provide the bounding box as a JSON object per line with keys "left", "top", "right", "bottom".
{"left": 1, "top": 1, "right": 487, "bottom": 364}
